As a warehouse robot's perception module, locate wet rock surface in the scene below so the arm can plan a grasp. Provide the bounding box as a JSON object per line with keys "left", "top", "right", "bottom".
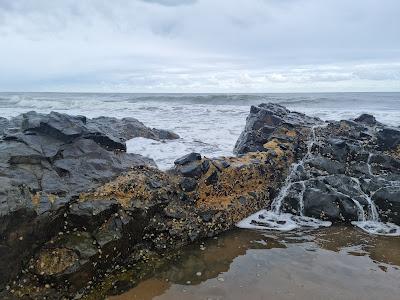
{"left": 4, "top": 147, "right": 291, "bottom": 299}
{"left": 235, "top": 103, "right": 400, "bottom": 227}
{"left": 234, "top": 103, "right": 321, "bottom": 155}
{"left": 2, "top": 104, "right": 400, "bottom": 299}
{"left": 0, "top": 111, "right": 179, "bottom": 291}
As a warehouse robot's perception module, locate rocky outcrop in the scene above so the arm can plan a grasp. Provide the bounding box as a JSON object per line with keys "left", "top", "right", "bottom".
{"left": 0, "top": 111, "right": 179, "bottom": 291}
{"left": 2, "top": 104, "right": 400, "bottom": 299}
{"left": 234, "top": 103, "right": 400, "bottom": 226}
{"left": 4, "top": 145, "right": 294, "bottom": 298}
{"left": 234, "top": 103, "right": 321, "bottom": 155}
{"left": 86, "top": 116, "right": 179, "bottom": 146}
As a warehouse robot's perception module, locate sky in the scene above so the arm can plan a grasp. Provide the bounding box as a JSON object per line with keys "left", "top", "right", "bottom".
{"left": 0, "top": 0, "right": 399, "bottom": 93}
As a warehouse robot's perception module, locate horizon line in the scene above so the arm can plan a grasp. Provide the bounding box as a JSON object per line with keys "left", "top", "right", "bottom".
{"left": 1, "top": 91, "right": 400, "bottom": 94}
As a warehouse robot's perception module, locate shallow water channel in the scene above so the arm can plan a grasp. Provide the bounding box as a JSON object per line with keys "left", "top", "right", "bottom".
{"left": 107, "top": 226, "right": 400, "bottom": 300}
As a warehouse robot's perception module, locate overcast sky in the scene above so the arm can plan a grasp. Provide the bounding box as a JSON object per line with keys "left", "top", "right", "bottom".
{"left": 0, "top": 0, "right": 399, "bottom": 92}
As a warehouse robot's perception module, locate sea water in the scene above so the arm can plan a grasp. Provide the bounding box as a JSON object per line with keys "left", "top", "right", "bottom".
{"left": 1, "top": 92, "right": 399, "bottom": 169}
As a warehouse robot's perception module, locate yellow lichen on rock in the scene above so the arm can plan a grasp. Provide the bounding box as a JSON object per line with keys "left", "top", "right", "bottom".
{"left": 48, "top": 194, "right": 57, "bottom": 203}
{"left": 31, "top": 192, "right": 40, "bottom": 206}
{"left": 285, "top": 129, "right": 297, "bottom": 138}
{"left": 263, "top": 139, "right": 285, "bottom": 156}
{"left": 34, "top": 248, "right": 78, "bottom": 276}
{"left": 389, "top": 145, "right": 400, "bottom": 159}
{"left": 31, "top": 192, "right": 58, "bottom": 206}
{"left": 195, "top": 152, "right": 288, "bottom": 213}
{"left": 80, "top": 166, "right": 177, "bottom": 207}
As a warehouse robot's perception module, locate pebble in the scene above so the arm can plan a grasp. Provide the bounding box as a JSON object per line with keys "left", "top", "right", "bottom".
{"left": 217, "top": 277, "right": 225, "bottom": 282}
{"left": 196, "top": 272, "right": 202, "bottom": 276}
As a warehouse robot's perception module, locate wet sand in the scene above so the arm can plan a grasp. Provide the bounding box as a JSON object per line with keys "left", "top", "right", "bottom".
{"left": 108, "top": 226, "right": 400, "bottom": 300}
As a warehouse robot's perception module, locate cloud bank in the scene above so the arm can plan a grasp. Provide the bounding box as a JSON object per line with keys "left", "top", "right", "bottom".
{"left": 0, "top": 0, "right": 399, "bottom": 92}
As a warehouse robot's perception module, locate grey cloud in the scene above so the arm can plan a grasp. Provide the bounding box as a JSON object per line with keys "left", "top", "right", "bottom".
{"left": 0, "top": 0, "right": 399, "bottom": 92}
{"left": 355, "top": 70, "right": 400, "bottom": 81}
{"left": 140, "top": 0, "right": 197, "bottom": 6}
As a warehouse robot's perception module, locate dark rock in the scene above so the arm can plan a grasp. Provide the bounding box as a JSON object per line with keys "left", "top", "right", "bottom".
{"left": 205, "top": 171, "right": 219, "bottom": 186}
{"left": 212, "top": 159, "right": 230, "bottom": 169}
{"left": 201, "top": 160, "right": 210, "bottom": 173}
{"left": 327, "top": 138, "right": 346, "bottom": 148}
{"left": 174, "top": 152, "right": 202, "bottom": 166}
{"left": 307, "top": 156, "right": 345, "bottom": 174}
{"left": 62, "top": 231, "right": 99, "bottom": 259}
{"left": 21, "top": 111, "right": 86, "bottom": 142}
{"left": 373, "top": 187, "right": 400, "bottom": 224}
{"left": 369, "top": 153, "right": 400, "bottom": 175}
{"left": 92, "top": 116, "right": 174, "bottom": 140}
{"left": 177, "top": 161, "right": 203, "bottom": 178}
{"left": 235, "top": 103, "right": 400, "bottom": 226}
{"left": 0, "top": 111, "right": 179, "bottom": 289}
{"left": 7, "top": 112, "right": 180, "bottom": 153}
{"left": 86, "top": 116, "right": 179, "bottom": 151}
{"left": 94, "top": 215, "right": 125, "bottom": 251}
{"left": 199, "top": 210, "right": 216, "bottom": 222}
{"left": 68, "top": 200, "right": 119, "bottom": 231}
{"left": 180, "top": 177, "right": 198, "bottom": 192}
{"left": 151, "top": 128, "right": 180, "bottom": 140}
{"left": 321, "top": 138, "right": 351, "bottom": 162}
{"left": 303, "top": 187, "right": 359, "bottom": 222}
{"left": 377, "top": 127, "right": 400, "bottom": 150}
{"left": 354, "top": 114, "right": 377, "bottom": 126}
{"left": 148, "top": 179, "right": 162, "bottom": 189}
{"left": 322, "top": 175, "right": 365, "bottom": 199}
{"left": 234, "top": 103, "right": 321, "bottom": 155}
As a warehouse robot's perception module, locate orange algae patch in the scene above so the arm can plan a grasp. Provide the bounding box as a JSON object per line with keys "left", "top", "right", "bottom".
{"left": 80, "top": 166, "right": 177, "bottom": 207}
{"left": 195, "top": 152, "right": 286, "bottom": 211}
{"left": 263, "top": 139, "right": 284, "bottom": 156}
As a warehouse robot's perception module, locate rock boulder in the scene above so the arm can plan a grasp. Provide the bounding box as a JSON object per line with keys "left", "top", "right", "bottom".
{"left": 0, "top": 111, "right": 179, "bottom": 290}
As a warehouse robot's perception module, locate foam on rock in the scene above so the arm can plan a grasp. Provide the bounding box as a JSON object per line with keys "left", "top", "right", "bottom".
{"left": 235, "top": 104, "right": 400, "bottom": 236}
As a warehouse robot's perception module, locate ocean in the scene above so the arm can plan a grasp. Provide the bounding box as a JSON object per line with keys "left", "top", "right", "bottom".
{"left": 1, "top": 92, "right": 399, "bottom": 169}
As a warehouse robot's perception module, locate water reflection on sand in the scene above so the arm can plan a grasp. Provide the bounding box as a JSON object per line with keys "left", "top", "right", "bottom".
{"left": 108, "top": 226, "right": 400, "bottom": 300}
